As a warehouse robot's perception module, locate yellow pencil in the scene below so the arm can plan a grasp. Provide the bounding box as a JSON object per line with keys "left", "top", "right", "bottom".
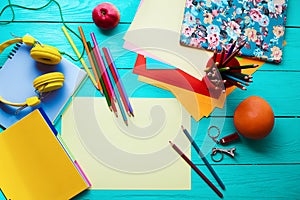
{"left": 61, "top": 26, "right": 98, "bottom": 89}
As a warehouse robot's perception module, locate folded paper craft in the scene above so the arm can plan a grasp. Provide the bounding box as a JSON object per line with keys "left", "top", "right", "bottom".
{"left": 133, "top": 54, "right": 265, "bottom": 120}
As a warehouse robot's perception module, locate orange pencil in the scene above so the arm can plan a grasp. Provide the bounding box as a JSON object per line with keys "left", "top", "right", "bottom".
{"left": 78, "top": 26, "right": 103, "bottom": 94}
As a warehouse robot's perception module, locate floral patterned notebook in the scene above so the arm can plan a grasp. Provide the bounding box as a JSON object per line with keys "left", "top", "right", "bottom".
{"left": 180, "top": 0, "right": 288, "bottom": 63}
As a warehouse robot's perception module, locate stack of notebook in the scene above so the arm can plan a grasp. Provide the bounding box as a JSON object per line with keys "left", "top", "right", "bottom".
{"left": 0, "top": 108, "right": 90, "bottom": 200}
{"left": 0, "top": 36, "right": 89, "bottom": 199}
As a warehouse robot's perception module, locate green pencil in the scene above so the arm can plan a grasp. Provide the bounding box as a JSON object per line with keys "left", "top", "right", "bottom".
{"left": 218, "top": 67, "right": 230, "bottom": 72}
{"left": 228, "top": 64, "right": 259, "bottom": 70}
{"left": 87, "top": 42, "right": 112, "bottom": 110}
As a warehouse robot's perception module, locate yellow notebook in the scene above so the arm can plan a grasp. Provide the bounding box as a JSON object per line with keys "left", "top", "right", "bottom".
{"left": 0, "top": 108, "right": 90, "bottom": 200}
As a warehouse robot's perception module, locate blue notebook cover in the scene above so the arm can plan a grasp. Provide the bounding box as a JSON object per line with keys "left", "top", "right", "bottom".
{"left": 0, "top": 42, "right": 86, "bottom": 128}
{"left": 180, "top": 0, "right": 288, "bottom": 63}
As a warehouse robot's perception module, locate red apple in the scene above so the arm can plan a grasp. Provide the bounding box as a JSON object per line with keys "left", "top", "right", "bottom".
{"left": 92, "top": 2, "right": 120, "bottom": 30}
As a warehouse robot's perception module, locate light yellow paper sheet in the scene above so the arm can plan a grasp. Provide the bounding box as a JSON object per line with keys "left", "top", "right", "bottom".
{"left": 61, "top": 97, "right": 191, "bottom": 189}
{"left": 124, "top": 0, "right": 212, "bottom": 81}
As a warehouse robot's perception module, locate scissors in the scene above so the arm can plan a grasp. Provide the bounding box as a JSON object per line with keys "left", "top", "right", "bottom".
{"left": 211, "top": 147, "right": 236, "bottom": 162}
{"left": 207, "top": 126, "right": 237, "bottom": 162}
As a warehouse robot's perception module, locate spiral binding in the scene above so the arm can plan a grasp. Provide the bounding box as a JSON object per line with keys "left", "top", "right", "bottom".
{"left": 8, "top": 42, "right": 22, "bottom": 59}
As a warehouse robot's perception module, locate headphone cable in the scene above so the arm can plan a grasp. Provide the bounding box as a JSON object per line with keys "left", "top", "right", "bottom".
{"left": 0, "top": 0, "right": 85, "bottom": 62}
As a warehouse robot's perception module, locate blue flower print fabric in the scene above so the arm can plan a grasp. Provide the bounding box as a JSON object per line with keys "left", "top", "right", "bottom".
{"left": 180, "top": 0, "right": 288, "bottom": 63}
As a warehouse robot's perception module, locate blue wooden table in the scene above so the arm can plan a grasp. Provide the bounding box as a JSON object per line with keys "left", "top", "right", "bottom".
{"left": 0, "top": 0, "right": 299, "bottom": 199}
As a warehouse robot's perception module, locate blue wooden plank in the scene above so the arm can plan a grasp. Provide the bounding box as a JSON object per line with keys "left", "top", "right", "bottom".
{"left": 73, "top": 68, "right": 300, "bottom": 117}
{"left": 74, "top": 74, "right": 300, "bottom": 165}
{"left": 0, "top": 23, "right": 299, "bottom": 70}
{"left": 0, "top": 0, "right": 300, "bottom": 199}
{"left": 191, "top": 118, "right": 300, "bottom": 164}
{"left": 0, "top": 23, "right": 132, "bottom": 63}
{"left": 0, "top": 0, "right": 140, "bottom": 23}
{"left": 0, "top": 0, "right": 298, "bottom": 27}
{"left": 260, "top": 27, "right": 300, "bottom": 71}
{"left": 212, "top": 70, "right": 300, "bottom": 117}
{"left": 286, "top": 0, "right": 300, "bottom": 27}
{"left": 71, "top": 165, "right": 300, "bottom": 199}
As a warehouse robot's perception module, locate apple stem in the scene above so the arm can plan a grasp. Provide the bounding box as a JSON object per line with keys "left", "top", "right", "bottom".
{"left": 101, "top": 10, "right": 106, "bottom": 16}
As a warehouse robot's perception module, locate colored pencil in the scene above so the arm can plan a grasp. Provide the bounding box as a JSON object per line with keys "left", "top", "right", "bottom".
{"left": 78, "top": 26, "right": 103, "bottom": 94}
{"left": 92, "top": 46, "right": 118, "bottom": 116}
{"left": 213, "top": 49, "right": 218, "bottom": 62}
{"left": 226, "top": 78, "right": 246, "bottom": 90}
{"left": 228, "top": 64, "right": 259, "bottom": 70}
{"left": 225, "top": 40, "right": 236, "bottom": 59}
{"left": 181, "top": 126, "right": 225, "bottom": 190}
{"left": 102, "top": 47, "right": 134, "bottom": 117}
{"left": 114, "top": 87, "right": 128, "bottom": 126}
{"left": 222, "top": 73, "right": 249, "bottom": 86}
{"left": 61, "top": 26, "right": 98, "bottom": 89}
{"left": 205, "top": 40, "right": 257, "bottom": 91}
{"left": 110, "top": 92, "right": 118, "bottom": 117}
{"left": 90, "top": 33, "right": 116, "bottom": 104}
{"left": 88, "top": 42, "right": 112, "bottom": 111}
{"left": 222, "top": 40, "right": 246, "bottom": 67}
{"left": 219, "top": 48, "right": 225, "bottom": 67}
{"left": 218, "top": 67, "right": 230, "bottom": 72}
{"left": 169, "top": 141, "right": 223, "bottom": 198}
{"left": 225, "top": 71, "right": 251, "bottom": 81}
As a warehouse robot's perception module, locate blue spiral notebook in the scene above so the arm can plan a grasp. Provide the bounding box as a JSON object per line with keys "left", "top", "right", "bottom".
{"left": 180, "top": 0, "right": 288, "bottom": 63}
{"left": 0, "top": 41, "right": 86, "bottom": 128}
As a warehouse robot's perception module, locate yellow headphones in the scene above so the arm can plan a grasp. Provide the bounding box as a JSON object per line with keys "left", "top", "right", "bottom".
{"left": 0, "top": 35, "right": 65, "bottom": 111}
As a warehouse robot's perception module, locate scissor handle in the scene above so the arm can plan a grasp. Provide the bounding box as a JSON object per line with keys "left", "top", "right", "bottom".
{"left": 208, "top": 125, "right": 220, "bottom": 144}
{"left": 211, "top": 148, "right": 224, "bottom": 162}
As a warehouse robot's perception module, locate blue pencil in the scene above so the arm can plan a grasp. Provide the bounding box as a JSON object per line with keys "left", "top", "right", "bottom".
{"left": 114, "top": 85, "right": 128, "bottom": 126}
{"left": 222, "top": 73, "right": 249, "bottom": 86}
{"left": 181, "top": 126, "right": 225, "bottom": 190}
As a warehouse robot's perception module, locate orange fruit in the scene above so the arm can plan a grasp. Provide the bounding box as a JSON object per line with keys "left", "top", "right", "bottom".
{"left": 233, "top": 96, "right": 274, "bottom": 140}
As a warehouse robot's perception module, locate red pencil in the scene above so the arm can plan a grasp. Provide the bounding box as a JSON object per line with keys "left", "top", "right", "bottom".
{"left": 90, "top": 33, "right": 117, "bottom": 115}
{"left": 169, "top": 141, "right": 223, "bottom": 198}
{"left": 219, "top": 48, "right": 225, "bottom": 67}
{"left": 102, "top": 47, "right": 134, "bottom": 117}
{"left": 92, "top": 46, "right": 117, "bottom": 116}
{"left": 222, "top": 40, "right": 246, "bottom": 67}
{"left": 78, "top": 26, "right": 103, "bottom": 94}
